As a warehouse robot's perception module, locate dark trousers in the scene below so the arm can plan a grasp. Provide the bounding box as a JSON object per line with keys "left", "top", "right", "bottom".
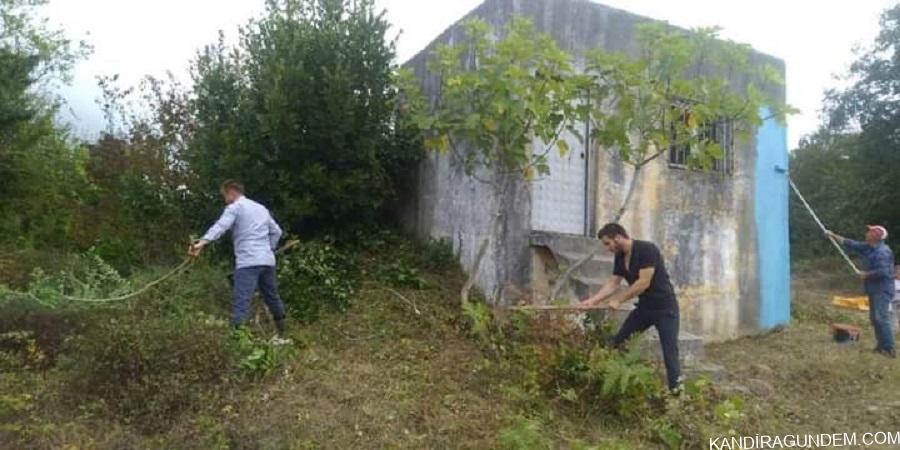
{"left": 232, "top": 265, "right": 286, "bottom": 327}
{"left": 613, "top": 305, "right": 681, "bottom": 389}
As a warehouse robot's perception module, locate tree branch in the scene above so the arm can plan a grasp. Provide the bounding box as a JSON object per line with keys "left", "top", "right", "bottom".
{"left": 613, "top": 165, "right": 642, "bottom": 223}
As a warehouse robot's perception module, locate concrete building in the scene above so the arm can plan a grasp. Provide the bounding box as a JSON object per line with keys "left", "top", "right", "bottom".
{"left": 401, "top": 0, "right": 790, "bottom": 342}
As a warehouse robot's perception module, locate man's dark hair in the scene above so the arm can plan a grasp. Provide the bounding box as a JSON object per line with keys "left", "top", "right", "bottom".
{"left": 220, "top": 180, "right": 244, "bottom": 194}
{"left": 597, "top": 223, "right": 629, "bottom": 240}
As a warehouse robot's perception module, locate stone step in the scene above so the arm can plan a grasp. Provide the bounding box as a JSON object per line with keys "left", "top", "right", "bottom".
{"left": 571, "top": 273, "right": 615, "bottom": 299}
{"left": 640, "top": 328, "right": 705, "bottom": 364}
{"left": 530, "top": 231, "right": 615, "bottom": 301}
{"left": 585, "top": 310, "right": 706, "bottom": 365}
{"left": 556, "top": 250, "right": 614, "bottom": 277}
{"left": 681, "top": 362, "right": 727, "bottom": 383}
{"left": 530, "top": 230, "right": 603, "bottom": 255}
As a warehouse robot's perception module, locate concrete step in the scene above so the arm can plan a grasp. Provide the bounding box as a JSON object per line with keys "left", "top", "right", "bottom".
{"left": 640, "top": 328, "right": 705, "bottom": 364}
{"left": 584, "top": 310, "right": 705, "bottom": 365}
{"left": 682, "top": 362, "right": 727, "bottom": 383}
{"left": 559, "top": 253, "right": 614, "bottom": 299}
{"left": 556, "top": 250, "right": 614, "bottom": 277}
{"left": 531, "top": 230, "right": 603, "bottom": 255}
{"left": 530, "top": 231, "right": 615, "bottom": 301}
{"left": 571, "top": 273, "right": 612, "bottom": 298}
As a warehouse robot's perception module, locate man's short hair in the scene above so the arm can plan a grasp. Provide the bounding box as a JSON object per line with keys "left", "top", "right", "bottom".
{"left": 597, "top": 223, "right": 629, "bottom": 240}
{"left": 220, "top": 180, "right": 244, "bottom": 194}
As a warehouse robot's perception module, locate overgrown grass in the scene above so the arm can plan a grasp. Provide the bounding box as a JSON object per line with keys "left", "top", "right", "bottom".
{"left": 3, "top": 244, "right": 894, "bottom": 449}
{"left": 706, "top": 258, "right": 900, "bottom": 442}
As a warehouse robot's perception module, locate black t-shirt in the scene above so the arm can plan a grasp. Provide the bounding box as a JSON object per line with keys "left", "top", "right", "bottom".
{"left": 613, "top": 240, "right": 677, "bottom": 310}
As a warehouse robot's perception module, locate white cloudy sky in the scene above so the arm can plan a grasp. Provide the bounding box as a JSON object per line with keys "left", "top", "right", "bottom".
{"left": 48, "top": 0, "right": 895, "bottom": 148}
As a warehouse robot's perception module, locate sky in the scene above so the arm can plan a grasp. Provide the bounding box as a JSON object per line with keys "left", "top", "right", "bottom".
{"left": 47, "top": 0, "right": 896, "bottom": 148}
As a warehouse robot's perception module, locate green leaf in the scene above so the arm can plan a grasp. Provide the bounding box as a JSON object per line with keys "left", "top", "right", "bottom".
{"left": 557, "top": 139, "right": 569, "bottom": 156}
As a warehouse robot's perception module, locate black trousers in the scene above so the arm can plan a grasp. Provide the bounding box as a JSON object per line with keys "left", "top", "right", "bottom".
{"left": 612, "top": 305, "right": 681, "bottom": 389}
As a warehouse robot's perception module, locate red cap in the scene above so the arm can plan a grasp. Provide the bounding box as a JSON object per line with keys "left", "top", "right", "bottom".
{"left": 867, "top": 225, "right": 888, "bottom": 240}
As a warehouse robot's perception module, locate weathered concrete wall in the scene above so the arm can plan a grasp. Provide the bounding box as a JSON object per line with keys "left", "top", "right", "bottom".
{"left": 396, "top": 142, "right": 533, "bottom": 303}
{"left": 402, "top": 0, "right": 789, "bottom": 336}
{"left": 404, "top": 22, "right": 534, "bottom": 302}
{"left": 596, "top": 140, "right": 758, "bottom": 341}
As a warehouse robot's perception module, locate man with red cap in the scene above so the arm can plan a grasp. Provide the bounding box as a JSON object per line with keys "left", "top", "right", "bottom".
{"left": 826, "top": 225, "right": 896, "bottom": 358}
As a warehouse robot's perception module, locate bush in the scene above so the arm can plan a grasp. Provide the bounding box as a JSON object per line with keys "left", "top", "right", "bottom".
{"left": 0, "top": 297, "right": 90, "bottom": 367}
{"left": 60, "top": 313, "right": 235, "bottom": 431}
{"left": 376, "top": 260, "right": 429, "bottom": 289}
{"left": 589, "top": 346, "right": 662, "bottom": 418}
{"left": 419, "top": 238, "right": 456, "bottom": 272}
{"left": 496, "top": 416, "right": 552, "bottom": 450}
{"left": 231, "top": 327, "right": 296, "bottom": 377}
{"left": 277, "top": 241, "right": 359, "bottom": 323}
{"left": 189, "top": 0, "right": 415, "bottom": 234}
{"left": 655, "top": 378, "right": 746, "bottom": 446}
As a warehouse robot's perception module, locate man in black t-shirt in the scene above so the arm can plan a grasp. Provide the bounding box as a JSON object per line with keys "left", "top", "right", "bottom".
{"left": 579, "top": 223, "right": 682, "bottom": 392}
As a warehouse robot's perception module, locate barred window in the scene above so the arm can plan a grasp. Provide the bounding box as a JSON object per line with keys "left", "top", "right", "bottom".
{"left": 669, "top": 119, "right": 735, "bottom": 175}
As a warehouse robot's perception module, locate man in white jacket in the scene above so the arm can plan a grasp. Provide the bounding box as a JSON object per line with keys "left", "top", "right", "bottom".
{"left": 894, "top": 265, "right": 900, "bottom": 335}
{"left": 189, "top": 180, "right": 286, "bottom": 333}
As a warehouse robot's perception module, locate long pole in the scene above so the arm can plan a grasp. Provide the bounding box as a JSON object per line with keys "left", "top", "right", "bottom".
{"left": 583, "top": 87, "right": 591, "bottom": 237}
{"left": 788, "top": 178, "right": 859, "bottom": 273}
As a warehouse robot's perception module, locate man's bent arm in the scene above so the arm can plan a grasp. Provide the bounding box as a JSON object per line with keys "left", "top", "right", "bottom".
{"left": 827, "top": 231, "right": 867, "bottom": 254}
{"left": 268, "top": 216, "right": 283, "bottom": 250}
{"left": 607, "top": 267, "right": 655, "bottom": 305}
{"left": 583, "top": 275, "right": 622, "bottom": 306}
{"left": 201, "top": 204, "right": 238, "bottom": 243}
{"left": 842, "top": 239, "right": 869, "bottom": 255}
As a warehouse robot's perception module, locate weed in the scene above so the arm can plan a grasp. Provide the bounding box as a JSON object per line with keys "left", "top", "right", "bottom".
{"left": 278, "top": 241, "right": 358, "bottom": 323}
{"left": 496, "top": 416, "right": 553, "bottom": 450}
{"left": 420, "top": 237, "right": 456, "bottom": 272}
{"left": 590, "top": 346, "right": 661, "bottom": 417}
{"left": 0, "top": 393, "right": 33, "bottom": 423}
{"left": 377, "top": 260, "right": 429, "bottom": 289}
{"left": 230, "top": 328, "right": 296, "bottom": 377}
{"left": 60, "top": 312, "right": 235, "bottom": 431}
{"left": 649, "top": 418, "right": 683, "bottom": 449}
{"left": 462, "top": 300, "right": 498, "bottom": 349}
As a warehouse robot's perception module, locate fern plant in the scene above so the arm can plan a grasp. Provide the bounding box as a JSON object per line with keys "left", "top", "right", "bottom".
{"left": 588, "top": 346, "right": 662, "bottom": 417}
{"left": 495, "top": 416, "right": 552, "bottom": 450}
{"left": 462, "top": 300, "right": 495, "bottom": 347}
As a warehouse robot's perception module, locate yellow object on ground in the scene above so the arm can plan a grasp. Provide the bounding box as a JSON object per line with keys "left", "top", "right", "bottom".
{"left": 832, "top": 295, "right": 869, "bottom": 311}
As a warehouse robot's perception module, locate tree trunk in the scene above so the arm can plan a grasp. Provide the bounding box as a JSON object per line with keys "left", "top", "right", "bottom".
{"left": 546, "top": 163, "right": 642, "bottom": 302}
{"left": 460, "top": 175, "right": 509, "bottom": 306}
{"left": 548, "top": 247, "right": 598, "bottom": 302}
{"left": 613, "top": 164, "right": 641, "bottom": 223}
{"left": 460, "top": 235, "right": 490, "bottom": 306}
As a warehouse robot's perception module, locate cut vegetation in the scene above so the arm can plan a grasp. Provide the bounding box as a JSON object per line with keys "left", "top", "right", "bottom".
{"left": 2, "top": 238, "right": 897, "bottom": 449}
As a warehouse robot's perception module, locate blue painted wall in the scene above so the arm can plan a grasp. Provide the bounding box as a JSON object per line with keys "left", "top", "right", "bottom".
{"left": 755, "top": 108, "right": 791, "bottom": 328}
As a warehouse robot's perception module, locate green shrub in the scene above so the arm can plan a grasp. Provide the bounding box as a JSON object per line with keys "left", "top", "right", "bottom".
{"left": 0, "top": 295, "right": 91, "bottom": 368}
{"left": 656, "top": 377, "right": 746, "bottom": 446}
{"left": 496, "top": 416, "right": 552, "bottom": 450}
{"left": 277, "top": 241, "right": 358, "bottom": 323}
{"left": 376, "top": 260, "right": 429, "bottom": 289}
{"left": 0, "top": 331, "right": 46, "bottom": 370}
{"left": 649, "top": 418, "right": 683, "bottom": 449}
{"left": 14, "top": 249, "right": 132, "bottom": 308}
{"left": 462, "top": 300, "right": 497, "bottom": 347}
{"left": 230, "top": 328, "right": 296, "bottom": 377}
{"left": 589, "top": 346, "right": 661, "bottom": 417}
{"left": 419, "top": 238, "right": 456, "bottom": 272}
{"left": 0, "top": 393, "right": 33, "bottom": 424}
{"left": 189, "top": 0, "right": 409, "bottom": 234}
{"left": 60, "top": 313, "right": 235, "bottom": 431}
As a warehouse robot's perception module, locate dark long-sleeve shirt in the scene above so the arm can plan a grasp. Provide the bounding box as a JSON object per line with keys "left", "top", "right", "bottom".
{"left": 844, "top": 240, "right": 895, "bottom": 295}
